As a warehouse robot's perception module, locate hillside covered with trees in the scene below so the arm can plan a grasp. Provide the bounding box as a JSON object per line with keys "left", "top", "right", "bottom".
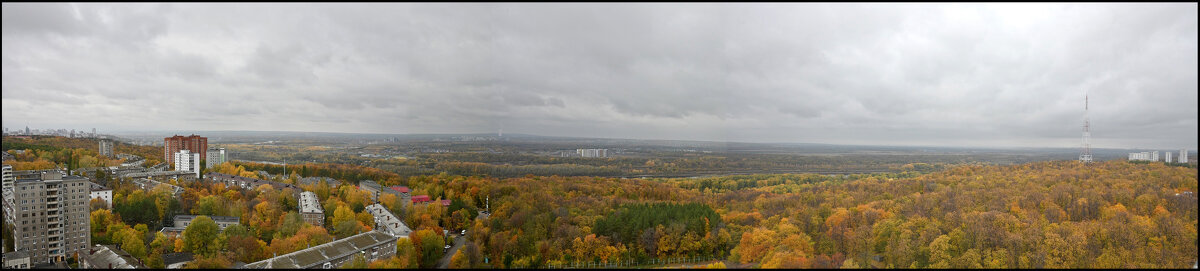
{"left": 4, "top": 136, "right": 1195, "bottom": 268}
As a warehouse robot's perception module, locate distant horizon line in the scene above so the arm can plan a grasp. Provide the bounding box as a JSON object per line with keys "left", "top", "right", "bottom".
{"left": 6, "top": 128, "right": 1190, "bottom": 152}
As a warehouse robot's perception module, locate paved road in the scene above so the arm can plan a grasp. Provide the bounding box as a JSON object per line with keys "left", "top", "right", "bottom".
{"left": 436, "top": 212, "right": 488, "bottom": 268}
{"left": 436, "top": 233, "right": 467, "bottom": 268}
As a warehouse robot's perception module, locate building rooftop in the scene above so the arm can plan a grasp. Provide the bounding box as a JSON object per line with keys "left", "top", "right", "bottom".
{"left": 359, "top": 180, "right": 381, "bottom": 190}
{"left": 32, "top": 262, "right": 70, "bottom": 269}
{"left": 299, "top": 176, "right": 341, "bottom": 187}
{"left": 3, "top": 250, "right": 29, "bottom": 260}
{"left": 241, "top": 231, "right": 398, "bottom": 269}
{"left": 85, "top": 244, "right": 146, "bottom": 269}
{"left": 13, "top": 173, "right": 87, "bottom": 184}
{"left": 207, "top": 172, "right": 299, "bottom": 190}
{"left": 89, "top": 182, "right": 110, "bottom": 191}
{"left": 389, "top": 186, "right": 410, "bottom": 193}
{"left": 365, "top": 204, "right": 412, "bottom": 237}
{"left": 163, "top": 252, "right": 194, "bottom": 266}
{"left": 174, "top": 215, "right": 241, "bottom": 224}
{"left": 119, "top": 170, "right": 194, "bottom": 179}
{"left": 411, "top": 195, "right": 431, "bottom": 203}
{"left": 299, "top": 191, "right": 323, "bottom": 214}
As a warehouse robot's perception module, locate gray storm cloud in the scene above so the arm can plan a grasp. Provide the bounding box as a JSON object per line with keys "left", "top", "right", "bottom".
{"left": 2, "top": 3, "right": 1196, "bottom": 149}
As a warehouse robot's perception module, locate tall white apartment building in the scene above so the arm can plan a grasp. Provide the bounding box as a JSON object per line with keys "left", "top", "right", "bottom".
{"left": 577, "top": 148, "right": 609, "bottom": 158}
{"left": 174, "top": 150, "right": 201, "bottom": 179}
{"left": 1152, "top": 151, "right": 1159, "bottom": 162}
{"left": 1181, "top": 149, "right": 1189, "bottom": 163}
{"left": 1129, "top": 152, "right": 1152, "bottom": 161}
{"left": 1165, "top": 152, "right": 1173, "bottom": 163}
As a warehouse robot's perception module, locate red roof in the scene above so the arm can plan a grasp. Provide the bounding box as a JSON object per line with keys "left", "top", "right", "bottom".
{"left": 390, "top": 186, "right": 410, "bottom": 193}
{"left": 440, "top": 200, "right": 452, "bottom": 206}
{"left": 412, "top": 195, "right": 431, "bottom": 203}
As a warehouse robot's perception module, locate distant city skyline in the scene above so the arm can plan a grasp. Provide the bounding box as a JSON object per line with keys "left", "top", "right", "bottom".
{"left": 3, "top": 3, "right": 1197, "bottom": 149}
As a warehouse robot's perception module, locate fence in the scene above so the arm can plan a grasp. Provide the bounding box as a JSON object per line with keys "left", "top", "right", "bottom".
{"left": 544, "top": 255, "right": 720, "bottom": 269}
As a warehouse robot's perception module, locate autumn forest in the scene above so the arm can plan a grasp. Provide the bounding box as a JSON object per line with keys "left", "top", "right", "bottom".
{"left": 1, "top": 136, "right": 1196, "bottom": 269}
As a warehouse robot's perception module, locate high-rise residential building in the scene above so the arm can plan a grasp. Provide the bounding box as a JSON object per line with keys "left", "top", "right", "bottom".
{"left": 1165, "top": 152, "right": 1173, "bottom": 163}
{"left": 1152, "top": 151, "right": 1159, "bottom": 162}
{"left": 164, "top": 135, "right": 207, "bottom": 166}
{"left": 577, "top": 148, "right": 609, "bottom": 158}
{"left": 2, "top": 171, "right": 92, "bottom": 265}
{"left": 174, "top": 150, "right": 201, "bottom": 179}
{"left": 206, "top": 147, "right": 226, "bottom": 168}
{"left": 1128, "top": 152, "right": 1153, "bottom": 161}
{"left": 3, "top": 164, "right": 13, "bottom": 193}
{"left": 1181, "top": 149, "right": 1190, "bottom": 164}
{"left": 98, "top": 140, "right": 114, "bottom": 157}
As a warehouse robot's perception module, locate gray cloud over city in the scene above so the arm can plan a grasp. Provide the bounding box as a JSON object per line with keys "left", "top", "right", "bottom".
{"left": 2, "top": 3, "right": 1196, "bottom": 149}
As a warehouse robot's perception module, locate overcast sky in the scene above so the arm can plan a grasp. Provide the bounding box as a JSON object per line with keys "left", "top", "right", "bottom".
{"left": 2, "top": 3, "right": 1196, "bottom": 149}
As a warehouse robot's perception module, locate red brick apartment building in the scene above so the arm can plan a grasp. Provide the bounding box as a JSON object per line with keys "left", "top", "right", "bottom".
{"left": 164, "top": 134, "right": 207, "bottom": 166}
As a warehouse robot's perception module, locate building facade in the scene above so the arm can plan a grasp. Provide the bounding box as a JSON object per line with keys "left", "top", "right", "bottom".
{"left": 359, "top": 180, "right": 382, "bottom": 202}
{"left": 98, "top": 140, "right": 114, "bottom": 157}
{"left": 2, "top": 171, "right": 92, "bottom": 265}
{"left": 89, "top": 182, "right": 112, "bottom": 209}
{"left": 2, "top": 251, "right": 31, "bottom": 269}
{"left": 299, "top": 191, "right": 325, "bottom": 227}
{"left": 174, "top": 150, "right": 201, "bottom": 178}
{"left": 1129, "top": 152, "right": 1152, "bottom": 161}
{"left": 164, "top": 135, "right": 207, "bottom": 167}
{"left": 1181, "top": 149, "right": 1190, "bottom": 164}
{"left": 577, "top": 148, "right": 609, "bottom": 158}
{"left": 206, "top": 147, "right": 226, "bottom": 168}
{"left": 3, "top": 164, "right": 12, "bottom": 193}
{"left": 1165, "top": 152, "right": 1173, "bottom": 163}
{"left": 172, "top": 215, "right": 241, "bottom": 231}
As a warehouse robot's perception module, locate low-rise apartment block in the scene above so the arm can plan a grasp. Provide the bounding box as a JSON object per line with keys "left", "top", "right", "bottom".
{"left": 299, "top": 191, "right": 325, "bottom": 227}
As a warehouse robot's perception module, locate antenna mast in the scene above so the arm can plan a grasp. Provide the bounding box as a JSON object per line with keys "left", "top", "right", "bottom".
{"left": 1079, "top": 93, "right": 1093, "bottom": 163}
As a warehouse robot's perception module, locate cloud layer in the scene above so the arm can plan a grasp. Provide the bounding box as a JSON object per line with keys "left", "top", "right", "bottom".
{"left": 3, "top": 3, "right": 1196, "bottom": 148}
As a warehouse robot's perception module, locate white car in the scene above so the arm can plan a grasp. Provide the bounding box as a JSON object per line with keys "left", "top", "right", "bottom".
{"left": 445, "top": 244, "right": 452, "bottom": 251}
{"left": 461, "top": 230, "right": 466, "bottom": 235}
